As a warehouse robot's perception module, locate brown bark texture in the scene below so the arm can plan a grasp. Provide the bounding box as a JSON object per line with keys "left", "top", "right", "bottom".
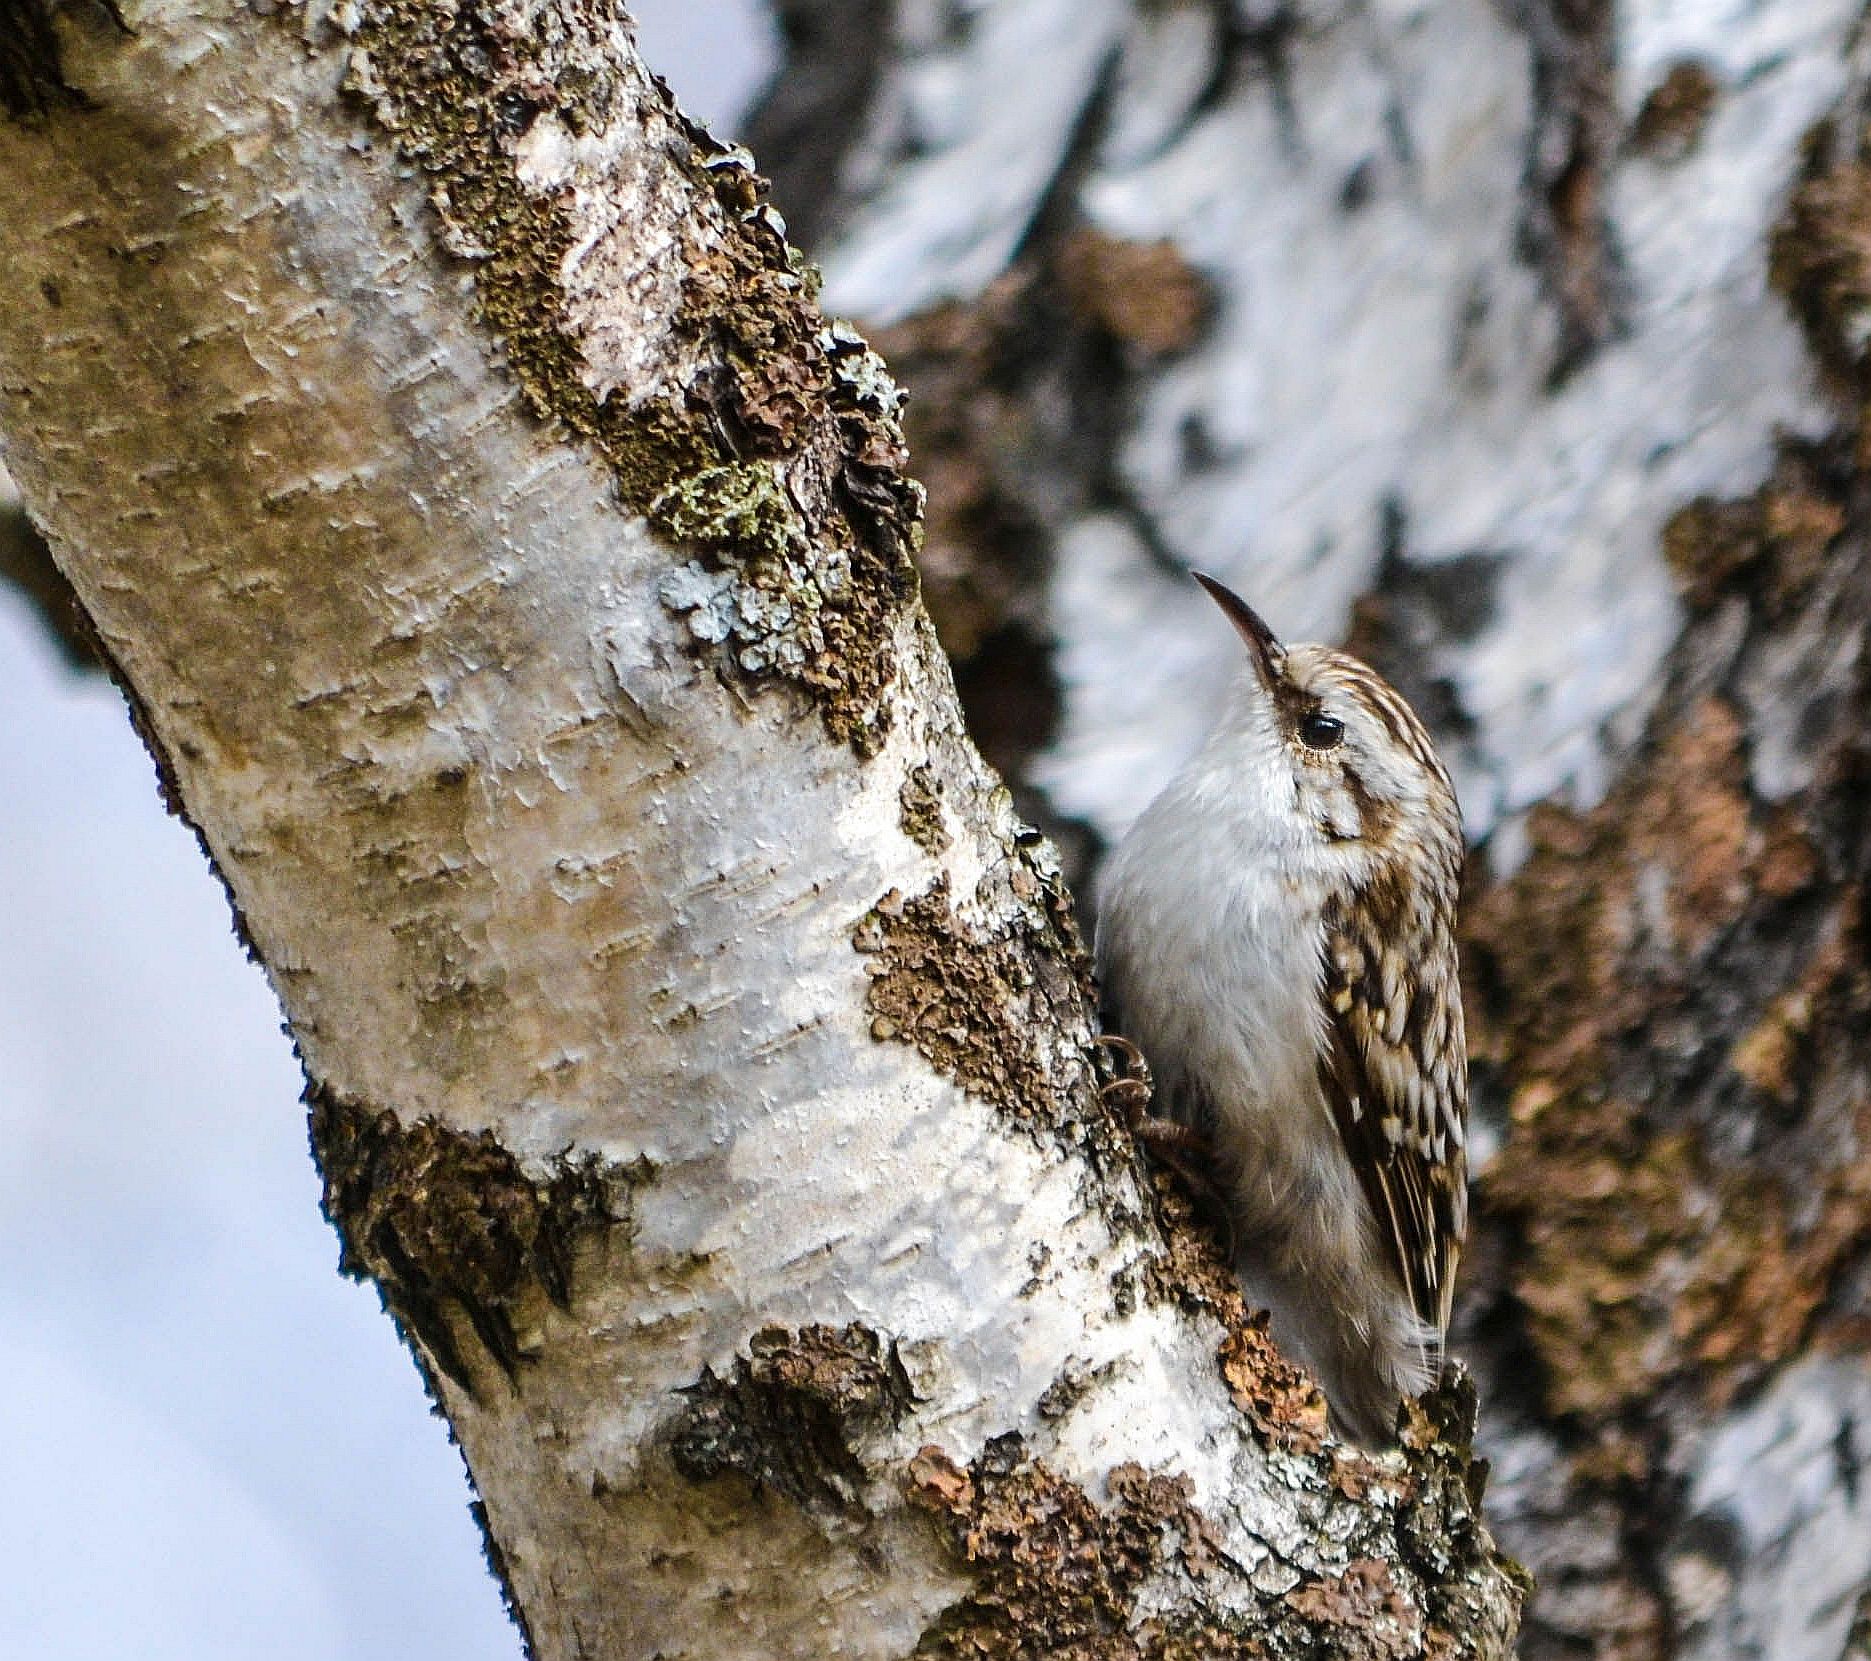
{"left": 767, "top": 4, "right": 1871, "bottom": 1661}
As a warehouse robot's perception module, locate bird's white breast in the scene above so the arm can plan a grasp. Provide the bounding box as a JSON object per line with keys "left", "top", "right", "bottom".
{"left": 1095, "top": 764, "right": 1338, "bottom": 1211}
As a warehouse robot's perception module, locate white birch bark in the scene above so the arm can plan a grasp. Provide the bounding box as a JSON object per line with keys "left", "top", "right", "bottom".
{"left": 0, "top": 2, "right": 1522, "bottom": 1656}
{"left": 771, "top": 4, "right": 1871, "bottom": 1660}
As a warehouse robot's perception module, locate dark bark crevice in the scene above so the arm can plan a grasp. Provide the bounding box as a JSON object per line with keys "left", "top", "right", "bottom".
{"left": 0, "top": 0, "right": 127, "bottom": 120}
{"left": 1510, "top": 0, "right": 1626, "bottom": 383}
{"left": 740, "top": 0, "right": 896, "bottom": 251}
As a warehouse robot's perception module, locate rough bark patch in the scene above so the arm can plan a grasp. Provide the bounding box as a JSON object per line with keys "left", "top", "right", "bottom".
{"left": 1770, "top": 149, "right": 1871, "bottom": 398}
{"left": 1471, "top": 695, "right": 1871, "bottom": 1419}
{"left": 899, "top": 762, "right": 951, "bottom": 854}
{"left": 906, "top": 1437, "right": 1241, "bottom": 1659}
{"left": 1389, "top": 1376, "right": 1534, "bottom": 1657}
{"left": 669, "top": 1322, "right": 917, "bottom": 1517}
{"left": 1661, "top": 446, "right": 1843, "bottom": 616}
{"left": 1285, "top": 1558, "right": 1424, "bottom": 1658}
{"left": 1453, "top": 396, "right": 1871, "bottom": 1657}
{"left": 1628, "top": 61, "right": 1719, "bottom": 163}
{"left": 1056, "top": 230, "right": 1212, "bottom": 359}
{"left": 1455, "top": 401, "right": 1871, "bottom": 1655}
{"left": 327, "top": 0, "right": 921, "bottom": 752}
{"left": 1469, "top": 432, "right": 1871, "bottom": 1416}
{"left": 906, "top": 1384, "right": 1523, "bottom": 1661}
{"left": 853, "top": 858, "right": 1110, "bottom": 1147}
{"left": 310, "top": 1082, "right": 634, "bottom": 1395}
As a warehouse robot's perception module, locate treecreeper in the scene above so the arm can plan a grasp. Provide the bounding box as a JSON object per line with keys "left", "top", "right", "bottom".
{"left": 1096, "top": 572, "right": 1469, "bottom": 1447}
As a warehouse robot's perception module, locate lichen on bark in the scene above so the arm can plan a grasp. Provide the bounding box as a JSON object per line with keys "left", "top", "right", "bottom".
{"left": 323, "top": 0, "right": 923, "bottom": 752}
{"left": 905, "top": 1372, "right": 1522, "bottom": 1661}
{"left": 898, "top": 762, "right": 951, "bottom": 854}
{"left": 851, "top": 843, "right": 1112, "bottom": 1151}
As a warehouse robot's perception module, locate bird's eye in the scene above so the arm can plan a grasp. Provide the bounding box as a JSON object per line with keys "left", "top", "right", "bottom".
{"left": 1298, "top": 709, "right": 1345, "bottom": 751}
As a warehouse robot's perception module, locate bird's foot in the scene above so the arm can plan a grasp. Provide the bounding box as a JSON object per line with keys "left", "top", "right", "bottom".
{"left": 1094, "top": 1034, "right": 1216, "bottom": 1163}
{"left": 1094, "top": 1033, "right": 1154, "bottom": 1126}
{"left": 1095, "top": 1035, "right": 1234, "bottom": 1238}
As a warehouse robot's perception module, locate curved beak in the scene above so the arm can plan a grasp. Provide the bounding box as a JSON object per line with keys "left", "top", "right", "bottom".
{"left": 1192, "top": 571, "right": 1284, "bottom": 688}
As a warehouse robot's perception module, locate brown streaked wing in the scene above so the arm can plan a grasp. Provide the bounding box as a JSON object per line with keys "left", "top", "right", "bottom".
{"left": 1317, "top": 892, "right": 1469, "bottom": 1342}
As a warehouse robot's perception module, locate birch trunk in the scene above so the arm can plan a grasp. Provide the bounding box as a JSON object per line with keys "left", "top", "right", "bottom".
{"left": 0, "top": 2, "right": 1523, "bottom": 1656}
{"left": 760, "top": 4, "right": 1871, "bottom": 1660}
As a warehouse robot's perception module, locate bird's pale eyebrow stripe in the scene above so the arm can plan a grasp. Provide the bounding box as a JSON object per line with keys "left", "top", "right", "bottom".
{"left": 1334, "top": 664, "right": 1411, "bottom": 745}
{"left": 1337, "top": 662, "right": 1445, "bottom": 776}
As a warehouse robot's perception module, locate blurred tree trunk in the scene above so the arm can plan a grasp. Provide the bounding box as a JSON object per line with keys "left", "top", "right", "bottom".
{"left": 0, "top": 2, "right": 1523, "bottom": 1657}
{"left": 759, "top": 3, "right": 1871, "bottom": 1659}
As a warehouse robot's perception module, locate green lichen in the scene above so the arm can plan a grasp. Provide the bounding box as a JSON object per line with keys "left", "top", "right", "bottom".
{"left": 653, "top": 461, "right": 864, "bottom": 675}
{"left": 650, "top": 461, "right": 803, "bottom": 553}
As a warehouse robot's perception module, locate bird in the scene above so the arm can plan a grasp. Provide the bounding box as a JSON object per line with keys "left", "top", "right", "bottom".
{"left": 1094, "top": 571, "right": 1469, "bottom": 1446}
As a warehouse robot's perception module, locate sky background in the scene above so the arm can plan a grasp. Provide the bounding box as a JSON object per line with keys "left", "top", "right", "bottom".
{"left": 0, "top": 5, "right": 771, "bottom": 1656}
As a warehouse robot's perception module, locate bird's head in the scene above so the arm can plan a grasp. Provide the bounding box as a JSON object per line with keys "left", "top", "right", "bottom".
{"left": 1191, "top": 571, "right": 1462, "bottom": 871}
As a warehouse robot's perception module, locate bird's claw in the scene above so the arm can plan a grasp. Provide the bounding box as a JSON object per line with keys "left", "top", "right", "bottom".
{"left": 1096, "top": 1033, "right": 1229, "bottom": 1220}
{"left": 1094, "top": 1034, "right": 1155, "bottom": 1131}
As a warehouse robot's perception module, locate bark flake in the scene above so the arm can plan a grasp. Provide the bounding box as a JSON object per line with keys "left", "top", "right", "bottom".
{"left": 1628, "top": 60, "right": 1719, "bottom": 164}
{"left": 309, "top": 1082, "right": 639, "bottom": 1396}
{"left": 668, "top": 1322, "right": 918, "bottom": 1518}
